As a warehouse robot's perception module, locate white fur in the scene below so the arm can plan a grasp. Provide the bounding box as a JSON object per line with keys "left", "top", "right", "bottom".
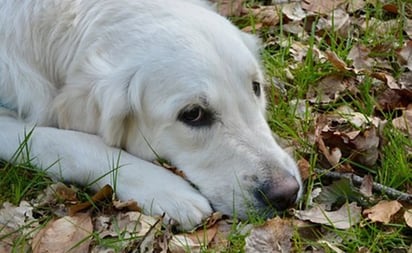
{"left": 0, "top": 0, "right": 302, "bottom": 230}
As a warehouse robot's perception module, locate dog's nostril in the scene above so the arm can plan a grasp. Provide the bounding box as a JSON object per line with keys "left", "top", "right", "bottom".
{"left": 255, "top": 175, "right": 300, "bottom": 211}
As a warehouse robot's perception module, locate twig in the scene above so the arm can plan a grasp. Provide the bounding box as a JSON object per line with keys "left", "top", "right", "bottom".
{"left": 314, "top": 168, "right": 412, "bottom": 204}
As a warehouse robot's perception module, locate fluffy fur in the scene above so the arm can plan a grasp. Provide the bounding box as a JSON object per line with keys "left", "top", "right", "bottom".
{"left": 0, "top": 0, "right": 302, "bottom": 230}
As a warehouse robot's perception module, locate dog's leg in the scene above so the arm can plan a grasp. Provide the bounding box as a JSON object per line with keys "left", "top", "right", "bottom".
{"left": 0, "top": 115, "right": 212, "bottom": 230}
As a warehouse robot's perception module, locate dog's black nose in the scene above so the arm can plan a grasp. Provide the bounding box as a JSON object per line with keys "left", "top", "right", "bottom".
{"left": 255, "top": 173, "right": 300, "bottom": 211}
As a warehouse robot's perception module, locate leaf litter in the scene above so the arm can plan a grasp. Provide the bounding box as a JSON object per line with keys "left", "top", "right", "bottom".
{"left": 2, "top": 0, "right": 412, "bottom": 252}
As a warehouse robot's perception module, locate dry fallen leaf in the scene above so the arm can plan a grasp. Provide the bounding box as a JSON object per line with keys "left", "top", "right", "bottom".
{"left": 359, "top": 174, "right": 374, "bottom": 198}
{"left": 0, "top": 226, "right": 30, "bottom": 253}
{"left": 317, "top": 9, "right": 351, "bottom": 38}
{"left": 318, "top": 240, "right": 345, "bottom": 253}
{"left": 307, "top": 74, "right": 349, "bottom": 104}
{"left": 297, "top": 158, "right": 311, "bottom": 182}
{"left": 282, "top": 2, "right": 307, "bottom": 21}
{"left": 32, "top": 213, "right": 93, "bottom": 253}
{"left": 290, "top": 41, "right": 309, "bottom": 62}
{"left": 34, "top": 182, "right": 78, "bottom": 207}
{"left": 349, "top": 127, "right": 380, "bottom": 167}
{"left": 294, "top": 202, "right": 362, "bottom": 229}
{"left": 302, "top": 0, "right": 346, "bottom": 14}
{"left": 155, "top": 160, "right": 187, "bottom": 179}
{"left": 169, "top": 225, "right": 219, "bottom": 253}
{"left": 392, "top": 106, "right": 412, "bottom": 136}
{"left": 397, "top": 40, "right": 412, "bottom": 70}
{"left": 325, "top": 49, "right": 352, "bottom": 72}
{"left": 69, "top": 184, "right": 113, "bottom": 215}
{"left": 0, "top": 201, "right": 36, "bottom": 231}
{"left": 404, "top": 209, "right": 412, "bottom": 228}
{"left": 405, "top": 19, "right": 412, "bottom": 39}
{"left": 377, "top": 88, "right": 409, "bottom": 111}
{"left": 252, "top": 6, "right": 281, "bottom": 27}
{"left": 363, "top": 200, "right": 403, "bottom": 224}
{"left": 95, "top": 211, "right": 161, "bottom": 252}
{"left": 212, "top": 0, "right": 245, "bottom": 17}
{"left": 399, "top": 71, "right": 412, "bottom": 90}
{"left": 348, "top": 44, "right": 374, "bottom": 72}
{"left": 346, "top": 0, "right": 367, "bottom": 13}
{"left": 316, "top": 106, "right": 382, "bottom": 167}
{"left": 245, "top": 217, "right": 294, "bottom": 253}
{"left": 113, "top": 199, "right": 141, "bottom": 211}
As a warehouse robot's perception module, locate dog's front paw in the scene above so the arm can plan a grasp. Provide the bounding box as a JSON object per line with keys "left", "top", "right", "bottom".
{"left": 148, "top": 187, "right": 213, "bottom": 230}
{"left": 116, "top": 174, "right": 212, "bottom": 231}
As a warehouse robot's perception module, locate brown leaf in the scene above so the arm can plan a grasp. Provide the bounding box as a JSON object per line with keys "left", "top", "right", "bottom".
{"left": 242, "top": 23, "right": 263, "bottom": 33}
{"left": 360, "top": 174, "right": 373, "bottom": 198}
{"left": 348, "top": 44, "right": 374, "bottom": 72}
{"left": 317, "top": 106, "right": 382, "bottom": 167}
{"left": 307, "top": 74, "right": 349, "bottom": 104}
{"left": 346, "top": 0, "right": 367, "bottom": 13}
{"left": 404, "top": 209, "right": 412, "bottom": 228}
{"left": 377, "top": 88, "right": 409, "bottom": 111}
{"left": 372, "top": 72, "right": 400, "bottom": 89}
{"left": 399, "top": 71, "right": 412, "bottom": 90}
{"left": 294, "top": 202, "right": 362, "bottom": 229}
{"left": 392, "top": 106, "right": 412, "bottom": 136}
{"left": 32, "top": 213, "right": 93, "bottom": 253}
{"left": 0, "top": 201, "right": 35, "bottom": 230}
{"left": 317, "top": 9, "right": 351, "bottom": 38}
{"left": 290, "top": 41, "right": 309, "bottom": 62}
{"left": 203, "top": 212, "right": 223, "bottom": 228}
{"left": 96, "top": 211, "right": 162, "bottom": 252}
{"left": 350, "top": 127, "right": 380, "bottom": 166}
{"left": 397, "top": 40, "right": 412, "bottom": 70}
{"left": 405, "top": 19, "right": 412, "bottom": 39}
{"left": 363, "top": 200, "right": 403, "bottom": 224}
{"left": 302, "top": 0, "right": 346, "bottom": 14}
{"left": 325, "top": 50, "right": 351, "bottom": 72}
{"left": 169, "top": 225, "right": 219, "bottom": 252}
{"left": 282, "top": 2, "right": 307, "bottom": 21}
{"left": 208, "top": 220, "right": 233, "bottom": 251}
{"left": 245, "top": 217, "right": 294, "bottom": 253}
{"left": 252, "top": 6, "right": 280, "bottom": 27}
{"left": 0, "top": 226, "right": 30, "bottom": 253}
{"left": 297, "top": 158, "right": 311, "bottom": 181}
{"left": 383, "top": 4, "right": 399, "bottom": 14}
{"left": 113, "top": 199, "right": 141, "bottom": 211}
{"left": 69, "top": 184, "right": 113, "bottom": 216}
{"left": 360, "top": 18, "right": 399, "bottom": 38}
{"left": 154, "top": 160, "right": 187, "bottom": 179}
{"left": 212, "top": 0, "right": 245, "bottom": 17}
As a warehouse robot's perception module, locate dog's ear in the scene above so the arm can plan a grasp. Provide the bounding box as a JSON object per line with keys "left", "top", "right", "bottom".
{"left": 53, "top": 85, "right": 101, "bottom": 134}
{"left": 53, "top": 73, "right": 140, "bottom": 149}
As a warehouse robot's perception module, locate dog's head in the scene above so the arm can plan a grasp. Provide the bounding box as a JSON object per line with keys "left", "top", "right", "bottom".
{"left": 55, "top": 3, "right": 302, "bottom": 220}
{"left": 119, "top": 10, "right": 301, "bottom": 219}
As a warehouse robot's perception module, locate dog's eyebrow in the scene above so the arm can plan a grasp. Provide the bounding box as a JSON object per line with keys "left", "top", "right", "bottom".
{"left": 198, "top": 95, "right": 210, "bottom": 107}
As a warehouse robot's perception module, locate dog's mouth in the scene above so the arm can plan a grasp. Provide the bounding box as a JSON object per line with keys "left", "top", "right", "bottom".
{"left": 154, "top": 157, "right": 301, "bottom": 220}
{"left": 199, "top": 176, "right": 301, "bottom": 221}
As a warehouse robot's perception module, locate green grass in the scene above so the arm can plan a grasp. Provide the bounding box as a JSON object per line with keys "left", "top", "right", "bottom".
{"left": 0, "top": 130, "right": 52, "bottom": 205}
{"left": 237, "top": 0, "right": 411, "bottom": 251}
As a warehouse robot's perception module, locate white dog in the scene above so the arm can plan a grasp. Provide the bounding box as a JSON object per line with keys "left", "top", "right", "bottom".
{"left": 0, "top": 0, "right": 302, "bottom": 230}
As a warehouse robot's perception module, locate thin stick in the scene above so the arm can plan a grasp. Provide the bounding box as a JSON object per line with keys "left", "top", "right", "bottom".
{"left": 314, "top": 168, "right": 412, "bottom": 204}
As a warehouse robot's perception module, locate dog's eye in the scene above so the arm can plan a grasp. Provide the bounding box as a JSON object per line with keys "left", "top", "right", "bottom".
{"left": 178, "top": 106, "right": 214, "bottom": 127}
{"left": 252, "top": 81, "right": 261, "bottom": 97}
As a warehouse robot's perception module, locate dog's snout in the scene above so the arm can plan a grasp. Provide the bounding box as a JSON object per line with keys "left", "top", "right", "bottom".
{"left": 255, "top": 174, "right": 300, "bottom": 211}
